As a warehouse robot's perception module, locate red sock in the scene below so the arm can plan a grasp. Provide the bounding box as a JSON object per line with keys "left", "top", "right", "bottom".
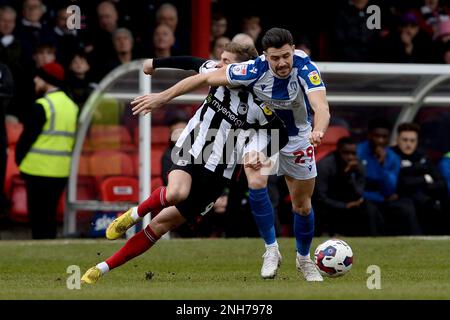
{"left": 105, "top": 226, "right": 160, "bottom": 270}
{"left": 137, "top": 186, "right": 168, "bottom": 217}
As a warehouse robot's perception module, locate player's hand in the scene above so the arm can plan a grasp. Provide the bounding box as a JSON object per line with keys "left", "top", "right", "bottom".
{"left": 244, "top": 151, "right": 267, "bottom": 170}
{"left": 344, "top": 159, "right": 360, "bottom": 173}
{"left": 309, "top": 131, "right": 324, "bottom": 148}
{"left": 374, "top": 146, "right": 386, "bottom": 165}
{"left": 131, "top": 93, "right": 166, "bottom": 115}
{"left": 143, "top": 59, "right": 154, "bottom": 75}
{"left": 214, "top": 195, "right": 228, "bottom": 214}
{"left": 346, "top": 198, "right": 363, "bottom": 209}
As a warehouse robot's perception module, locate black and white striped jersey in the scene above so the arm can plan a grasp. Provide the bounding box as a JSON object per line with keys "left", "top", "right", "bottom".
{"left": 171, "top": 61, "right": 282, "bottom": 179}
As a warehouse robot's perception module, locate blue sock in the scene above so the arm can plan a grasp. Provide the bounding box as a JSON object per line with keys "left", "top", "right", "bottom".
{"left": 294, "top": 208, "right": 315, "bottom": 256}
{"left": 249, "top": 188, "right": 276, "bottom": 245}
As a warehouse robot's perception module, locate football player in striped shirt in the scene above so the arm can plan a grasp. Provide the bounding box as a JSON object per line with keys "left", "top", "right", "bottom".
{"left": 137, "top": 54, "right": 284, "bottom": 279}
{"left": 80, "top": 42, "right": 287, "bottom": 284}
{"left": 130, "top": 28, "right": 330, "bottom": 282}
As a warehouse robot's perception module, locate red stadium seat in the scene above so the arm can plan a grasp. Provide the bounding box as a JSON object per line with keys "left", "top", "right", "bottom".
{"left": 5, "top": 121, "right": 23, "bottom": 146}
{"left": 8, "top": 176, "right": 28, "bottom": 223}
{"left": 89, "top": 124, "right": 135, "bottom": 151}
{"left": 76, "top": 176, "right": 98, "bottom": 201}
{"left": 89, "top": 150, "right": 135, "bottom": 177}
{"left": 99, "top": 176, "right": 139, "bottom": 202}
{"left": 315, "top": 126, "right": 350, "bottom": 162}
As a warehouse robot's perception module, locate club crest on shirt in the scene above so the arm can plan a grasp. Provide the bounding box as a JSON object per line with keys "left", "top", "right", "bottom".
{"left": 232, "top": 65, "right": 248, "bottom": 76}
{"left": 308, "top": 71, "right": 321, "bottom": 86}
{"left": 238, "top": 102, "right": 248, "bottom": 115}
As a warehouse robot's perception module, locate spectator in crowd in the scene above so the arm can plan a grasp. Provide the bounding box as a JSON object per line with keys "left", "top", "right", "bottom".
{"left": 242, "top": 16, "right": 262, "bottom": 49}
{"left": 96, "top": 28, "right": 138, "bottom": 79}
{"left": 414, "top": 0, "right": 450, "bottom": 39}
{"left": 231, "top": 33, "right": 254, "bottom": 47}
{"left": 210, "top": 36, "right": 230, "bottom": 60}
{"left": 436, "top": 20, "right": 450, "bottom": 62}
{"left": 66, "top": 52, "right": 97, "bottom": 109}
{"left": 16, "top": 0, "right": 53, "bottom": 63}
{"left": 333, "top": 0, "right": 381, "bottom": 62}
{"left": 33, "top": 43, "right": 56, "bottom": 68}
{"left": 314, "top": 137, "right": 370, "bottom": 236}
{"left": 211, "top": 13, "right": 228, "bottom": 42}
{"left": 0, "top": 5, "right": 33, "bottom": 121}
{"left": 0, "top": 6, "right": 21, "bottom": 67}
{"left": 155, "top": 3, "right": 188, "bottom": 54}
{"left": 90, "top": 0, "right": 120, "bottom": 76}
{"left": 16, "top": 62, "right": 79, "bottom": 239}
{"left": 50, "top": 7, "right": 83, "bottom": 66}
{"left": 151, "top": 23, "right": 175, "bottom": 58}
{"left": 392, "top": 123, "right": 448, "bottom": 234}
{"left": 357, "top": 118, "right": 421, "bottom": 235}
{"left": 97, "top": 1, "right": 119, "bottom": 35}
{"left": 382, "top": 13, "right": 433, "bottom": 63}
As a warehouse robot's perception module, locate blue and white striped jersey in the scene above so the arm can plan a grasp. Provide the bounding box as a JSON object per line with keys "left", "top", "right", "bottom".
{"left": 225, "top": 50, "right": 325, "bottom": 152}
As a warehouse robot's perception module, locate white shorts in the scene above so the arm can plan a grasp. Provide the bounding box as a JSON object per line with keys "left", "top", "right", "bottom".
{"left": 243, "top": 131, "right": 317, "bottom": 180}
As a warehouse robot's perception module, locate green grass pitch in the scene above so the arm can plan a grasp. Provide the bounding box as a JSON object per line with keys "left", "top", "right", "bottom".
{"left": 1, "top": 237, "right": 449, "bottom": 299}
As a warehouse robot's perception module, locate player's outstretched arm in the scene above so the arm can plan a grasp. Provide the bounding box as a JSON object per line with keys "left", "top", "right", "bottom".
{"left": 143, "top": 56, "right": 208, "bottom": 75}
{"left": 307, "top": 90, "right": 330, "bottom": 147}
{"left": 131, "top": 67, "right": 230, "bottom": 115}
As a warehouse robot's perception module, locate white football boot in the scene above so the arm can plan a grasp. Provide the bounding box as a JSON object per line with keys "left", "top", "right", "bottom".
{"left": 260, "top": 246, "right": 282, "bottom": 279}
{"left": 296, "top": 253, "right": 323, "bottom": 282}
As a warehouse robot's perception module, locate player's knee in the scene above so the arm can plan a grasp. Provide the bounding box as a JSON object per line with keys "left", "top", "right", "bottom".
{"left": 165, "top": 186, "right": 189, "bottom": 204}
{"left": 292, "top": 201, "right": 312, "bottom": 216}
{"left": 247, "top": 173, "right": 267, "bottom": 189}
{"left": 149, "top": 220, "right": 170, "bottom": 236}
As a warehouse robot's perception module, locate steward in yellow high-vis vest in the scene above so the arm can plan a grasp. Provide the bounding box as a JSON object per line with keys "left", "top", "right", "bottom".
{"left": 16, "top": 62, "right": 79, "bottom": 239}
{"left": 19, "top": 89, "right": 78, "bottom": 177}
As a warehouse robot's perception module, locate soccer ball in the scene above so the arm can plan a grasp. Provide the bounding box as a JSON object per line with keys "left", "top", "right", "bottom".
{"left": 314, "top": 239, "right": 353, "bottom": 277}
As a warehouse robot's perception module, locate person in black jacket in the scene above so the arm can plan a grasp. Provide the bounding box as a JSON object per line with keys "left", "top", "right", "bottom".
{"left": 314, "top": 137, "right": 375, "bottom": 236}
{"left": 392, "top": 122, "right": 448, "bottom": 234}
{"left": 0, "top": 62, "right": 14, "bottom": 216}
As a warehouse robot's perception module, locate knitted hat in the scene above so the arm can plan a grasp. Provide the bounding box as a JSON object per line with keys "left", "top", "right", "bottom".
{"left": 36, "top": 62, "right": 65, "bottom": 87}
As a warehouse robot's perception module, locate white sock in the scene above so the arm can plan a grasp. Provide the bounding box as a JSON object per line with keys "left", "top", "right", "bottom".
{"left": 265, "top": 241, "right": 279, "bottom": 250}
{"left": 96, "top": 262, "right": 110, "bottom": 275}
{"left": 297, "top": 253, "right": 310, "bottom": 260}
{"left": 130, "top": 206, "right": 140, "bottom": 222}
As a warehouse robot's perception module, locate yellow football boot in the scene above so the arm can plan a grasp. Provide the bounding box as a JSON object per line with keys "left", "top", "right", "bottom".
{"left": 81, "top": 267, "right": 102, "bottom": 284}
{"left": 106, "top": 207, "right": 137, "bottom": 240}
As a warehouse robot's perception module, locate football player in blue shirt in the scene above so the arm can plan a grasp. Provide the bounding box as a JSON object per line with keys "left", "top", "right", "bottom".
{"left": 132, "top": 28, "right": 330, "bottom": 281}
